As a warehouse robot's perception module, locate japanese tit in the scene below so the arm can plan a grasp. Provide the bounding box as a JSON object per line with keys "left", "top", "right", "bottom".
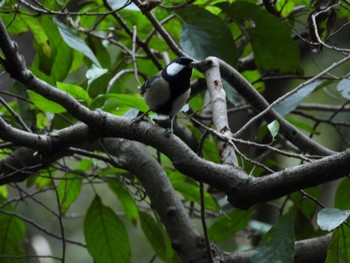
{"left": 134, "top": 56, "right": 196, "bottom": 135}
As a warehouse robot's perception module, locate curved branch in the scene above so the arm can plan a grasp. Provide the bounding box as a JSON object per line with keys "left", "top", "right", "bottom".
{"left": 2, "top": 113, "right": 350, "bottom": 209}
{"left": 1, "top": 18, "right": 350, "bottom": 209}
{"left": 223, "top": 234, "right": 330, "bottom": 263}
{"left": 97, "top": 139, "right": 209, "bottom": 262}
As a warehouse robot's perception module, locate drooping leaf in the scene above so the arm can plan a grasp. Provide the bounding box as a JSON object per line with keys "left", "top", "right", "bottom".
{"left": 334, "top": 178, "right": 350, "bottom": 210}
{"left": 317, "top": 208, "right": 350, "bottom": 231}
{"left": 252, "top": 211, "right": 295, "bottom": 263}
{"left": 176, "top": 6, "right": 237, "bottom": 66}
{"left": 23, "top": 15, "right": 51, "bottom": 57}
{"left": 27, "top": 90, "right": 66, "bottom": 114}
{"left": 336, "top": 78, "right": 350, "bottom": 100}
{"left": 171, "top": 181, "right": 219, "bottom": 211}
{"left": 84, "top": 195, "right": 131, "bottom": 263}
{"left": 53, "top": 18, "right": 101, "bottom": 67}
{"left": 0, "top": 196, "right": 26, "bottom": 263}
{"left": 87, "top": 36, "right": 111, "bottom": 69}
{"left": 325, "top": 226, "right": 350, "bottom": 263}
{"left": 139, "top": 211, "right": 175, "bottom": 262}
{"left": 50, "top": 39, "right": 73, "bottom": 82}
{"left": 273, "top": 80, "right": 324, "bottom": 116}
{"left": 231, "top": 1, "right": 300, "bottom": 73}
{"left": 108, "top": 179, "right": 139, "bottom": 226}
{"left": 57, "top": 173, "right": 82, "bottom": 215}
{"left": 208, "top": 209, "right": 253, "bottom": 243}
{"left": 56, "top": 82, "right": 92, "bottom": 104}
{"left": 267, "top": 120, "right": 280, "bottom": 140}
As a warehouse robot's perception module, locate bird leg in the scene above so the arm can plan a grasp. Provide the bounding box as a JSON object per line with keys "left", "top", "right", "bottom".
{"left": 164, "top": 115, "right": 175, "bottom": 136}
{"left": 130, "top": 109, "right": 151, "bottom": 124}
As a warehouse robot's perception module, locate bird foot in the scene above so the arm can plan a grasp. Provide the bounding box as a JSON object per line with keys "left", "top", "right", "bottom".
{"left": 164, "top": 128, "right": 173, "bottom": 137}
{"left": 130, "top": 110, "right": 150, "bottom": 125}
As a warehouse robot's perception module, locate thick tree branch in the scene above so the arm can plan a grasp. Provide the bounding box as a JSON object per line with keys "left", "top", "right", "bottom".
{"left": 97, "top": 139, "right": 209, "bottom": 262}
{"left": 2, "top": 114, "right": 350, "bottom": 208}
{"left": 223, "top": 234, "right": 330, "bottom": 263}
{"left": 204, "top": 55, "right": 238, "bottom": 165}
{"left": 1, "top": 18, "right": 350, "bottom": 209}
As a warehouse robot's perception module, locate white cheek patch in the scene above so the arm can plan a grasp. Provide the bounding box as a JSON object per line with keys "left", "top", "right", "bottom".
{"left": 166, "top": 63, "right": 185, "bottom": 76}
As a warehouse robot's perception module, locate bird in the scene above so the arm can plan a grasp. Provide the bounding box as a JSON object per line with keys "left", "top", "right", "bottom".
{"left": 133, "top": 56, "right": 196, "bottom": 135}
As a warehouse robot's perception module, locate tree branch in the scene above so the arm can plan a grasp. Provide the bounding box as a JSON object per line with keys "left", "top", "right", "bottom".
{"left": 223, "top": 234, "right": 331, "bottom": 263}
{"left": 204, "top": 55, "right": 238, "bottom": 165}
{"left": 201, "top": 57, "right": 335, "bottom": 156}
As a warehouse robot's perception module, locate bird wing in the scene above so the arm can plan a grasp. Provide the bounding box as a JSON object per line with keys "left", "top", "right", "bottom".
{"left": 140, "top": 74, "right": 161, "bottom": 95}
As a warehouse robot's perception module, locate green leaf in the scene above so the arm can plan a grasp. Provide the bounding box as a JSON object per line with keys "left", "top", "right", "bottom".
{"left": 325, "top": 226, "right": 350, "bottom": 263}
{"left": 86, "top": 64, "right": 108, "bottom": 85}
{"left": 276, "top": 0, "right": 295, "bottom": 17}
{"left": 0, "top": 185, "right": 8, "bottom": 199}
{"left": 231, "top": 1, "right": 300, "bottom": 73}
{"left": 53, "top": 18, "right": 102, "bottom": 67}
{"left": 289, "top": 187, "right": 320, "bottom": 238}
{"left": 273, "top": 80, "right": 324, "bottom": 116}
{"left": 57, "top": 173, "right": 82, "bottom": 215}
{"left": 0, "top": 196, "right": 26, "bottom": 263}
{"left": 50, "top": 39, "right": 73, "bottom": 82}
{"left": 202, "top": 137, "right": 220, "bottom": 164}
{"left": 139, "top": 211, "right": 175, "bottom": 262}
{"left": 108, "top": 179, "right": 139, "bottom": 226}
{"left": 335, "top": 178, "right": 350, "bottom": 210}
{"left": 2, "top": 14, "right": 28, "bottom": 34}
{"left": 171, "top": 181, "right": 219, "bottom": 211}
{"left": 176, "top": 6, "right": 237, "bottom": 66}
{"left": 87, "top": 36, "right": 111, "bottom": 69}
{"left": 208, "top": 209, "right": 253, "bottom": 243}
{"left": 317, "top": 208, "right": 350, "bottom": 231}
{"left": 91, "top": 94, "right": 149, "bottom": 113}
{"left": 267, "top": 120, "right": 280, "bottom": 140}
{"left": 56, "top": 82, "right": 92, "bottom": 104}
{"left": 285, "top": 116, "right": 315, "bottom": 134}
{"left": 23, "top": 15, "right": 51, "bottom": 57}
{"left": 336, "top": 78, "right": 350, "bottom": 100}
{"left": 252, "top": 211, "right": 295, "bottom": 263}
{"left": 27, "top": 90, "right": 66, "bottom": 113}
{"left": 84, "top": 195, "right": 131, "bottom": 263}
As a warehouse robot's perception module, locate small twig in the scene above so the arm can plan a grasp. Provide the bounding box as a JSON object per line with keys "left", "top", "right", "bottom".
{"left": 0, "top": 96, "right": 31, "bottom": 132}
{"left": 185, "top": 112, "right": 320, "bottom": 162}
{"left": 102, "top": 0, "right": 162, "bottom": 69}
{"left": 197, "top": 130, "right": 214, "bottom": 263}
{"left": 132, "top": 25, "right": 142, "bottom": 87}
{"left": 132, "top": 0, "right": 185, "bottom": 57}
{"left": 299, "top": 189, "right": 325, "bottom": 208}
{"left": 48, "top": 168, "right": 66, "bottom": 263}
{"left": 235, "top": 54, "right": 350, "bottom": 138}
{"left": 310, "top": 3, "right": 350, "bottom": 53}
{"left": 19, "top": 0, "right": 132, "bottom": 16}
{"left": 145, "top": 14, "right": 176, "bottom": 44}
{"left": 0, "top": 209, "right": 86, "bottom": 247}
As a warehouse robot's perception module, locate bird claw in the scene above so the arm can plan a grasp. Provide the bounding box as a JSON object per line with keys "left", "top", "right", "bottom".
{"left": 164, "top": 128, "right": 173, "bottom": 137}
{"left": 130, "top": 110, "right": 150, "bottom": 125}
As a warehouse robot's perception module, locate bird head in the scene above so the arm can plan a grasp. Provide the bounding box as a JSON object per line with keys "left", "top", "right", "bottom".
{"left": 163, "top": 56, "right": 196, "bottom": 79}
